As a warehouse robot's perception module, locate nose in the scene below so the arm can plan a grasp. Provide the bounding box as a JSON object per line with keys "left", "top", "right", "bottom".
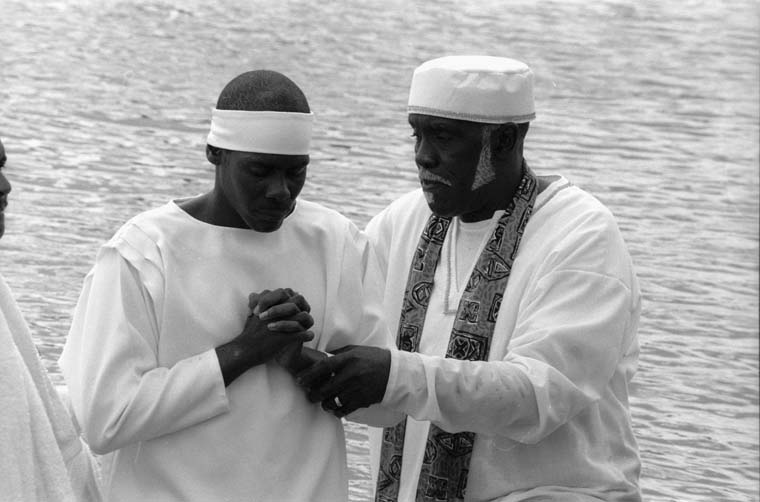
{"left": 265, "top": 172, "right": 290, "bottom": 201}
{"left": 414, "top": 135, "right": 437, "bottom": 172}
{"left": 0, "top": 172, "right": 11, "bottom": 199}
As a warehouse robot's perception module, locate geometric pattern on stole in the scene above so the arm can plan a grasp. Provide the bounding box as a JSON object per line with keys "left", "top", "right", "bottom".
{"left": 375, "top": 166, "right": 538, "bottom": 502}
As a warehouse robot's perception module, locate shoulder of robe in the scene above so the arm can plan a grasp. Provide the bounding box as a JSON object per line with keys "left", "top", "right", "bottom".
{"left": 538, "top": 184, "right": 623, "bottom": 238}
{"left": 100, "top": 204, "right": 172, "bottom": 272}
{"left": 368, "top": 189, "right": 428, "bottom": 232}
{"left": 294, "top": 198, "right": 358, "bottom": 235}
{"left": 533, "top": 184, "right": 635, "bottom": 282}
{"left": 386, "top": 189, "right": 426, "bottom": 216}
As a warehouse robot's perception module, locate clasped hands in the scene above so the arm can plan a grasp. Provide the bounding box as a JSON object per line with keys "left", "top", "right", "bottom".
{"left": 246, "top": 288, "right": 390, "bottom": 418}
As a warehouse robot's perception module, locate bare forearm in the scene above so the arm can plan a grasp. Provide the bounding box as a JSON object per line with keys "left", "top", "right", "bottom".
{"left": 215, "top": 339, "right": 263, "bottom": 387}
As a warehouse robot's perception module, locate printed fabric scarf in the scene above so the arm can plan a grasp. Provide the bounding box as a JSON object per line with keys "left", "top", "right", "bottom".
{"left": 375, "top": 166, "right": 538, "bottom": 502}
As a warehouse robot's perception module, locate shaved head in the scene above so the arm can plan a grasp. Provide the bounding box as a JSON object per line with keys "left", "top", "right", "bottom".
{"left": 216, "top": 70, "right": 310, "bottom": 113}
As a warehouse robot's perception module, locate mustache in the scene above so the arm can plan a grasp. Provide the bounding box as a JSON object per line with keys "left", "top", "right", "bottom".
{"left": 418, "top": 170, "right": 453, "bottom": 187}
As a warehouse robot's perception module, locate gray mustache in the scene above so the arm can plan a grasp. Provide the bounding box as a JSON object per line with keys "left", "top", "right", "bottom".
{"left": 418, "top": 171, "right": 453, "bottom": 186}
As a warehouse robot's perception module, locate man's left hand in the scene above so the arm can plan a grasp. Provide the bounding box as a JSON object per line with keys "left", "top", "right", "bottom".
{"left": 296, "top": 345, "right": 391, "bottom": 418}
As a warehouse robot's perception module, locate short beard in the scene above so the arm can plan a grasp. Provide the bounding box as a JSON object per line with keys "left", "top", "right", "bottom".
{"left": 470, "top": 125, "right": 497, "bottom": 190}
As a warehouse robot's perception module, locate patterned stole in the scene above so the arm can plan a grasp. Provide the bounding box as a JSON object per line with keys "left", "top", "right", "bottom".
{"left": 375, "top": 167, "right": 538, "bottom": 502}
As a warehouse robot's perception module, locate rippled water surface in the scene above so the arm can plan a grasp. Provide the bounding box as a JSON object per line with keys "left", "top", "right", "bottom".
{"left": 1, "top": 1, "right": 758, "bottom": 500}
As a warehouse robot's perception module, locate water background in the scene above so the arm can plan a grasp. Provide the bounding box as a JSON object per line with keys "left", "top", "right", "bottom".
{"left": 1, "top": 0, "right": 758, "bottom": 500}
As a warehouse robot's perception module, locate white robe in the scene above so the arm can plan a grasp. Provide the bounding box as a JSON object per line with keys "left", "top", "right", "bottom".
{"left": 60, "top": 199, "right": 397, "bottom": 502}
{"left": 0, "top": 273, "right": 102, "bottom": 502}
{"left": 366, "top": 177, "right": 642, "bottom": 501}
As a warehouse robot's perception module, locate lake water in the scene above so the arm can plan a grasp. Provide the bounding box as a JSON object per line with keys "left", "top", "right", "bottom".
{"left": 1, "top": 0, "right": 758, "bottom": 500}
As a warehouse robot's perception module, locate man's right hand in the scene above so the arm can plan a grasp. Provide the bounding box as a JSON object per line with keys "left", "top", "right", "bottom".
{"left": 296, "top": 345, "right": 391, "bottom": 418}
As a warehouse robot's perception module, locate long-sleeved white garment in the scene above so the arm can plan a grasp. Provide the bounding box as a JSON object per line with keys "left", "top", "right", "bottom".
{"left": 366, "top": 177, "right": 642, "bottom": 501}
{"left": 60, "top": 199, "right": 397, "bottom": 502}
{"left": 0, "top": 273, "right": 102, "bottom": 502}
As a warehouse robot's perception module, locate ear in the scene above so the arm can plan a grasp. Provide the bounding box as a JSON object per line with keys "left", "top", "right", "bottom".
{"left": 206, "top": 145, "right": 222, "bottom": 165}
{"left": 491, "top": 123, "right": 520, "bottom": 158}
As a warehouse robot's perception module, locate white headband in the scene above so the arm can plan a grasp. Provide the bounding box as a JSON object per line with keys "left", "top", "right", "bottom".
{"left": 206, "top": 108, "right": 314, "bottom": 155}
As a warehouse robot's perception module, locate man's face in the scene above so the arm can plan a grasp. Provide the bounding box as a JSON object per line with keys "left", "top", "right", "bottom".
{"left": 218, "top": 150, "right": 308, "bottom": 232}
{"left": 409, "top": 113, "right": 492, "bottom": 218}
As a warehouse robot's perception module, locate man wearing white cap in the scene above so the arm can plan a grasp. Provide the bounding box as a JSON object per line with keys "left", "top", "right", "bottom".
{"left": 60, "top": 70, "right": 398, "bottom": 501}
{"left": 298, "top": 56, "right": 642, "bottom": 501}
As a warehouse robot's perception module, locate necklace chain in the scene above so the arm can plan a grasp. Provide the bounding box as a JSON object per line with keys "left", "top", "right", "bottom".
{"left": 443, "top": 218, "right": 458, "bottom": 314}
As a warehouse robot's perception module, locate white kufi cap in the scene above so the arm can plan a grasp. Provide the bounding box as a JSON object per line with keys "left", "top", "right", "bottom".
{"left": 407, "top": 55, "right": 535, "bottom": 124}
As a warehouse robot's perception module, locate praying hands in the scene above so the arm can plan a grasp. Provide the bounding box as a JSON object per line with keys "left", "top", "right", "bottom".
{"left": 215, "top": 288, "right": 314, "bottom": 387}
{"left": 246, "top": 288, "right": 316, "bottom": 370}
{"left": 257, "top": 289, "right": 392, "bottom": 417}
{"left": 252, "top": 289, "right": 394, "bottom": 420}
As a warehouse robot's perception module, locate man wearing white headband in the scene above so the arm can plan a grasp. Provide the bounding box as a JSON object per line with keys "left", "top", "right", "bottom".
{"left": 60, "top": 70, "right": 399, "bottom": 501}
{"left": 298, "top": 56, "right": 642, "bottom": 500}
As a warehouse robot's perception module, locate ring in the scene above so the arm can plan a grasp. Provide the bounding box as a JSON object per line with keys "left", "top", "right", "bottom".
{"left": 333, "top": 396, "right": 343, "bottom": 408}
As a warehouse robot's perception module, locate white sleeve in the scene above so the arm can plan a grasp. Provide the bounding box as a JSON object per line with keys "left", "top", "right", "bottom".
{"left": 324, "top": 223, "right": 404, "bottom": 427}
{"left": 59, "top": 244, "right": 229, "bottom": 455}
{"left": 364, "top": 206, "right": 392, "bottom": 281}
{"left": 382, "top": 270, "right": 632, "bottom": 443}
{"left": 380, "top": 210, "right": 637, "bottom": 443}
{"left": 321, "top": 223, "right": 394, "bottom": 351}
